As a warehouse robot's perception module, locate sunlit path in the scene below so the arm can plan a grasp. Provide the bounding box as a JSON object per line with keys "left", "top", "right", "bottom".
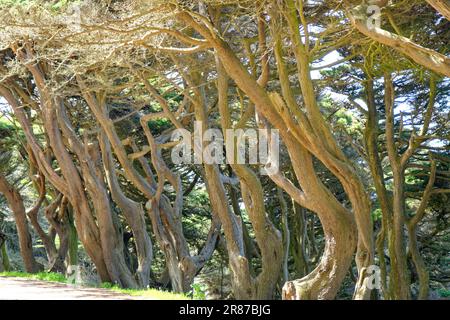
{"left": 0, "top": 277, "right": 145, "bottom": 300}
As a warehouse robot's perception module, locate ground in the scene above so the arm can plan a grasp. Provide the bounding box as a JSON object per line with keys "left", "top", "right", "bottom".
{"left": 0, "top": 276, "right": 151, "bottom": 300}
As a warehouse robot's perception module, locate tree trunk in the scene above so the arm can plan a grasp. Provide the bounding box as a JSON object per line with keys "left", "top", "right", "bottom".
{"left": 0, "top": 233, "right": 11, "bottom": 272}
{"left": 278, "top": 188, "right": 290, "bottom": 284}
{"left": 407, "top": 225, "right": 429, "bottom": 299}
{"left": 44, "top": 195, "right": 70, "bottom": 273}
{"left": 290, "top": 203, "right": 309, "bottom": 278}
{"left": 176, "top": 11, "right": 374, "bottom": 299}
{"left": 1, "top": 72, "right": 112, "bottom": 282}
{"left": 100, "top": 132, "right": 153, "bottom": 288}
{"left": 281, "top": 138, "right": 357, "bottom": 300}
{"left": 66, "top": 203, "right": 78, "bottom": 275}
{"left": 384, "top": 74, "right": 411, "bottom": 299}
{"left": 364, "top": 75, "right": 392, "bottom": 299}
{"left": 0, "top": 174, "right": 40, "bottom": 273}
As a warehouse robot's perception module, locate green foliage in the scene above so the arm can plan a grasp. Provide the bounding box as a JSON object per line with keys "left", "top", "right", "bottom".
{"left": 190, "top": 283, "right": 207, "bottom": 300}
{"left": 100, "top": 281, "right": 115, "bottom": 289}
{"left": 0, "top": 0, "right": 80, "bottom": 9}
{"left": 0, "top": 116, "right": 17, "bottom": 142}
{"left": 182, "top": 188, "right": 213, "bottom": 249}
{"left": 371, "top": 208, "right": 383, "bottom": 222}
{"left": 50, "top": 0, "right": 71, "bottom": 11}
{"left": 147, "top": 118, "right": 171, "bottom": 134}
{"left": 438, "top": 288, "right": 450, "bottom": 298}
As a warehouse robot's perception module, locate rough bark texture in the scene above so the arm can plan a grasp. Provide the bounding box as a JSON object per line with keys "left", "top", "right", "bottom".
{"left": 383, "top": 73, "right": 411, "bottom": 299}
{"left": 100, "top": 132, "right": 153, "bottom": 288}
{"left": 0, "top": 174, "right": 40, "bottom": 273}
{"left": 81, "top": 77, "right": 219, "bottom": 293}
{"left": 176, "top": 6, "right": 373, "bottom": 299}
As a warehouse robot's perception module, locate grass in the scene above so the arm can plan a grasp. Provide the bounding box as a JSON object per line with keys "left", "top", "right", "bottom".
{"left": 100, "top": 282, "right": 189, "bottom": 300}
{"left": 0, "top": 271, "right": 189, "bottom": 300}
{"left": 0, "top": 271, "right": 66, "bottom": 283}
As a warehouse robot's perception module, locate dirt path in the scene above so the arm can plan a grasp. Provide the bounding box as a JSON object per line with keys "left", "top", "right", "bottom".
{"left": 0, "top": 276, "right": 149, "bottom": 300}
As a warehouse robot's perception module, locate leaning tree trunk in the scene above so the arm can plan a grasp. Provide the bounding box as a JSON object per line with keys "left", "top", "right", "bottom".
{"left": 405, "top": 160, "right": 437, "bottom": 300}
{"left": 100, "top": 132, "right": 153, "bottom": 288}
{"left": 176, "top": 10, "right": 374, "bottom": 299}
{"left": 0, "top": 174, "right": 40, "bottom": 273}
{"left": 44, "top": 195, "right": 70, "bottom": 273}
{"left": 79, "top": 138, "right": 138, "bottom": 289}
{"left": 198, "top": 59, "right": 283, "bottom": 299}
{"left": 24, "top": 149, "right": 63, "bottom": 271}
{"left": 1, "top": 49, "right": 112, "bottom": 283}
{"left": 80, "top": 78, "right": 219, "bottom": 292}
{"left": 280, "top": 136, "right": 357, "bottom": 299}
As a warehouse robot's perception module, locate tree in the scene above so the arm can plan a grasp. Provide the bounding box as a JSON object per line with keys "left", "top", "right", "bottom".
{"left": 0, "top": 0, "right": 448, "bottom": 300}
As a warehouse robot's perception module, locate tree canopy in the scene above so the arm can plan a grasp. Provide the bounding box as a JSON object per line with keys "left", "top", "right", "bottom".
{"left": 0, "top": 0, "right": 449, "bottom": 300}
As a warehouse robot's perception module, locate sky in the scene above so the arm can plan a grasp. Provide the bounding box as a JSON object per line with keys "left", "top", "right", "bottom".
{"left": 0, "top": 97, "right": 8, "bottom": 114}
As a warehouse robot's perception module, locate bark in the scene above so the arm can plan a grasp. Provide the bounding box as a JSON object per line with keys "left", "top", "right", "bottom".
{"left": 383, "top": 74, "right": 411, "bottom": 299}
{"left": 177, "top": 8, "right": 374, "bottom": 299}
{"left": 172, "top": 47, "right": 249, "bottom": 298}
{"left": 77, "top": 84, "right": 187, "bottom": 289}
{"left": 175, "top": 6, "right": 373, "bottom": 299}
{"left": 66, "top": 204, "right": 78, "bottom": 272}
{"left": 406, "top": 160, "right": 437, "bottom": 299}
{"left": 375, "top": 226, "right": 388, "bottom": 299}
{"left": 227, "top": 170, "right": 259, "bottom": 262}
{"left": 0, "top": 232, "right": 11, "bottom": 272}
{"left": 44, "top": 195, "right": 69, "bottom": 273}
{"left": 0, "top": 174, "right": 40, "bottom": 273}
{"left": 213, "top": 57, "right": 283, "bottom": 299}
{"left": 280, "top": 134, "right": 357, "bottom": 300}
{"left": 407, "top": 225, "right": 429, "bottom": 299}
{"left": 277, "top": 188, "right": 290, "bottom": 284}
{"left": 0, "top": 84, "right": 67, "bottom": 195}
{"left": 80, "top": 138, "right": 138, "bottom": 288}
{"left": 2, "top": 44, "right": 141, "bottom": 286}
{"left": 36, "top": 72, "right": 136, "bottom": 286}
{"left": 364, "top": 76, "right": 392, "bottom": 299}
{"left": 99, "top": 131, "right": 153, "bottom": 288}
{"left": 1, "top": 71, "right": 111, "bottom": 283}
{"left": 279, "top": 4, "right": 374, "bottom": 298}
{"left": 290, "top": 203, "right": 309, "bottom": 278}
{"left": 140, "top": 110, "right": 220, "bottom": 292}
{"left": 80, "top": 77, "right": 219, "bottom": 293}
{"left": 27, "top": 193, "right": 58, "bottom": 266}
{"left": 24, "top": 169, "right": 65, "bottom": 272}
